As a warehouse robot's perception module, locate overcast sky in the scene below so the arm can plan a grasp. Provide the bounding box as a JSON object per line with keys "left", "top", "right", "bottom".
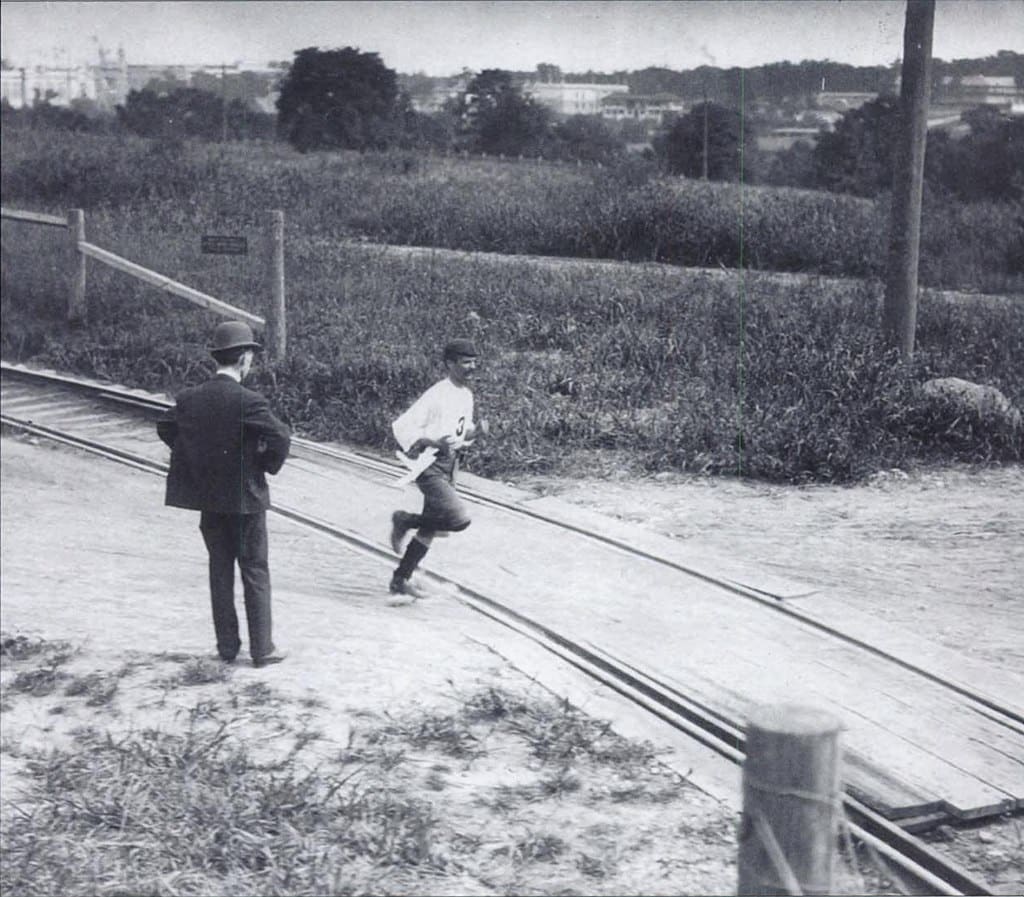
{"left": 2, "top": 0, "right": 1021, "bottom": 74}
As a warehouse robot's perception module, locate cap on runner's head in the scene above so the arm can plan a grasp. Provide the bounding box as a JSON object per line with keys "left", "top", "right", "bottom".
{"left": 443, "top": 338, "right": 479, "bottom": 360}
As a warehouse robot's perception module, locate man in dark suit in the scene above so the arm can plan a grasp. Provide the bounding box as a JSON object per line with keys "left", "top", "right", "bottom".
{"left": 157, "top": 320, "right": 292, "bottom": 668}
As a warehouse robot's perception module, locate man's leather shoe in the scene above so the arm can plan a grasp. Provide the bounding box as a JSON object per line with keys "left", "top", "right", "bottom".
{"left": 253, "top": 652, "right": 286, "bottom": 668}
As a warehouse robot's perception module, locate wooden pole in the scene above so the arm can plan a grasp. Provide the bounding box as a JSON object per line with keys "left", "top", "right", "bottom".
{"left": 221, "top": 62, "right": 228, "bottom": 143}
{"left": 264, "top": 210, "right": 286, "bottom": 363}
{"left": 66, "top": 208, "right": 86, "bottom": 323}
{"left": 738, "top": 704, "right": 842, "bottom": 896}
{"left": 882, "top": 0, "right": 935, "bottom": 360}
{"left": 702, "top": 95, "right": 709, "bottom": 180}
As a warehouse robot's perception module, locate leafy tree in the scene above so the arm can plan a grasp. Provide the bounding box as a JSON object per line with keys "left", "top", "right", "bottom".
{"left": 535, "top": 62, "right": 563, "bottom": 83}
{"left": 2, "top": 100, "right": 99, "bottom": 133}
{"left": 192, "top": 70, "right": 277, "bottom": 109}
{"left": 117, "top": 87, "right": 272, "bottom": 140}
{"left": 656, "top": 102, "right": 753, "bottom": 181}
{"left": 276, "top": 46, "right": 400, "bottom": 152}
{"left": 548, "top": 115, "right": 624, "bottom": 163}
{"left": 465, "top": 69, "right": 516, "bottom": 109}
{"left": 929, "top": 107, "right": 1023, "bottom": 202}
{"left": 760, "top": 140, "right": 816, "bottom": 188}
{"left": 397, "top": 71, "right": 437, "bottom": 109}
{"left": 458, "top": 69, "right": 551, "bottom": 157}
{"left": 811, "top": 96, "right": 900, "bottom": 196}
{"left": 392, "top": 94, "right": 457, "bottom": 152}
{"left": 811, "top": 98, "right": 1022, "bottom": 202}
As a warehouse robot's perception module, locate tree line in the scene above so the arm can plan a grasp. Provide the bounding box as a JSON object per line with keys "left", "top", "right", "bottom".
{"left": 2, "top": 46, "right": 1020, "bottom": 203}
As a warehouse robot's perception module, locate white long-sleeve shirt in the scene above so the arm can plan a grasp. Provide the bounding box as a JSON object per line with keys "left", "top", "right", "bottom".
{"left": 391, "top": 378, "right": 475, "bottom": 454}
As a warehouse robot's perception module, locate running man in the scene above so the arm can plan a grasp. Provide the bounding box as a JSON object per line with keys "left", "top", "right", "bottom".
{"left": 388, "top": 338, "right": 488, "bottom": 599}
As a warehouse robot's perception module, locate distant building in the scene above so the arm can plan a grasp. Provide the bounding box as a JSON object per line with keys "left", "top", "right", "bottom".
{"left": 949, "top": 74, "right": 1024, "bottom": 116}
{"left": 1, "top": 52, "right": 280, "bottom": 112}
{"left": 955, "top": 74, "right": 1019, "bottom": 107}
{"left": 814, "top": 91, "right": 879, "bottom": 113}
{"left": 408, "top": 76, "right": 470, "bottom": 113}
{"left": 1, "top": 65, "right": 101, "bottom": 109}
{"left": 523, "top": 81, "right": 628, "bottom": 116}
{"left": 601, "top": 92, "right": 686, "bottom": 123}
{"left": 756, "top": 127, "right": 821, "bottom": 153}
{"left": 797, "top": 109, "right": 842, "bottom": 128}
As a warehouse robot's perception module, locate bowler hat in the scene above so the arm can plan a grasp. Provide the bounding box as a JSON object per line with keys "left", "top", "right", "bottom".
{"left": 443, "top": 338, "right": 479, "bottom": 360}
{"left": 209, "top": 320, "right": 261, "bottom": 354}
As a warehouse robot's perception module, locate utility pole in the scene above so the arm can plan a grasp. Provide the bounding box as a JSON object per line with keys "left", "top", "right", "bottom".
{"left": 882, "top": 0, "right": 935, "bottom": 360}
{"left": 221, "top": 62, "right": 228, "bottom": 142}
{"left": 702, "top": 90, "right": 709, "bottom": 180}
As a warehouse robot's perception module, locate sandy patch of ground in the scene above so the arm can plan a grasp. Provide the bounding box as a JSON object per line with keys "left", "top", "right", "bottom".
{"left": 0, "top": 434, "right": 738, "bottom": 896}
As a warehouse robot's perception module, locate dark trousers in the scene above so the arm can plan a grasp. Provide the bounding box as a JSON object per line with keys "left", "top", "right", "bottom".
{"left": 199, "top": 510, "right": 275, "bottom": 662}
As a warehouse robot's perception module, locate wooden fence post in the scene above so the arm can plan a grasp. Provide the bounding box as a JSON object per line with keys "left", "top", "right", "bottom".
{"left": 67, "top": 208, "right": 86, "bottom": 323}
{"left": 264, "top": 209, "right": 286, "bottom": 363}
{"left": 738, "top": 704, "right": 842, "bottom": 896}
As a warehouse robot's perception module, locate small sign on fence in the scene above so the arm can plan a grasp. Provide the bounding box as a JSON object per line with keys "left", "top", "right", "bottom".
{"left": 201, "top": 235, "right": 249, "bottom": 255}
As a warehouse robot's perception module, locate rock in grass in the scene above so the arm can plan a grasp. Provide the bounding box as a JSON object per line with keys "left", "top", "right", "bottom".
{"left": 919, "top": 378, "right": 1022, "bottom": 430}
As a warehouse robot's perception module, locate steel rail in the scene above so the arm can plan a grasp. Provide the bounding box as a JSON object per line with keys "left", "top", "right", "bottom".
{"left": 0, "top": 394, "right": 998, "bottom": 896}
{"left": 3, "top": 360, "right": 1022, "bottom": 730}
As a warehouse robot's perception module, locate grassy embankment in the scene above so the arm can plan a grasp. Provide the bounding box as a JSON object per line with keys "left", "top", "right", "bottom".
{"left": 2, "top": 127, "right": 1022, "bottom": 482}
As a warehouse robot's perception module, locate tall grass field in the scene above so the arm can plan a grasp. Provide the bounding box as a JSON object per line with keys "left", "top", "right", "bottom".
{"left": 2, "top": 125, "right": 1022, "bottom": 482}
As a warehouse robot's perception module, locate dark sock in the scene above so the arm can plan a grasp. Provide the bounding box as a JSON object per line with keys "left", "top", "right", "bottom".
{"left": 399, "top": 511, "right": 424, "bottom": 529}
{"left": 395, "top": 537, "right": 429, "bottom": 580}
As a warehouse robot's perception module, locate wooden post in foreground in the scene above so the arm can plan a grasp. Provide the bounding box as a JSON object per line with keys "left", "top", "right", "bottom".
{"left": 66, "top": 208, "right": 86, "bottom": 323}
{"left": 738, "top": 704, "right": 842, "bottom": 896}
{"left": 264, "top": 209, "right": 286, "bottom": 363}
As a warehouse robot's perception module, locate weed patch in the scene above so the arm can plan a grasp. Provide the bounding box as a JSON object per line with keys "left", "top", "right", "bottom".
{"left": 158, "top": 656, "right": 232, "bottom": 688}
{"left": 0, "top": 634, "right": 73, "bottom": 668}
{"left": 2, "top": 670, "right": 739, "bottom": 896}
{"left": 62, "top": 672, "right": 120, "bottom": 707}
{"left": 1, "top": 723, "right": 448, "bottom": 897}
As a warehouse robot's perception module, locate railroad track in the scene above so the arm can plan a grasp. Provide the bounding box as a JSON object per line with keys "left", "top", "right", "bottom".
{"left": 0, "top": 361, "right": 1008, "bottom": 896}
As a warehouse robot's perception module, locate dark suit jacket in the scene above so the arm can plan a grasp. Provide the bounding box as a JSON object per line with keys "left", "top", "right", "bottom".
{"left": 157, "top": 374, "right": 291, "bottom": 514}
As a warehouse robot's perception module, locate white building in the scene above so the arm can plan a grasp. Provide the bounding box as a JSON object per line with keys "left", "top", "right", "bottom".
{"left": 1, "top": 53, "right": 280, "bottom": 112}
{"left": 813, "top": 91, "right": 879, "bottom": 113}
{"left": 956, "top": 74, "right": 1019, "bottom": 105}
{"left": 523, "top": 81, "right": 628, "bottom": 116}
{"left": 1, "top": 65, "right": 101, "bottom": 109}
{"left": 601, "top": 92, "right": 686, "bottom": 123}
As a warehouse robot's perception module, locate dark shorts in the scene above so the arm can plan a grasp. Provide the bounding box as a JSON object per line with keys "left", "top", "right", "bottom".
{"left": 417, "top": 461, "right": 471, "bottom": 532}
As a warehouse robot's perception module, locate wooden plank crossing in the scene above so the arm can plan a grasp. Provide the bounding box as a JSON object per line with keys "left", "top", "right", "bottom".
{"left": 4, "top": 368, "right": 1021, "bottom": 826}
{"left": 598, "top": 636, "right": 1019, "bottom": 821}
{"left": 298, "top": 452, "right": 1024, "bottom": 822}
{"left": 262, "top": 447, "right": 1023, "bottom": 823}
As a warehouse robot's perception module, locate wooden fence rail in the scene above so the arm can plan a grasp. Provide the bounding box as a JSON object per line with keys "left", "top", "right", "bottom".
{"left": 1, "top": 207, "right": 68, "bottom": 228}
{"left": 2, "top": 206, "right": 283, "bottom": 358}
{"left": 77, "top": 241, "right": 264, "bottom": 328}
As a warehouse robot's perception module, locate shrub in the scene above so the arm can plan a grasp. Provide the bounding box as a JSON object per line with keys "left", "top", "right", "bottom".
{"left": 2, "top": 129, "right": 1020, "bottom": 293}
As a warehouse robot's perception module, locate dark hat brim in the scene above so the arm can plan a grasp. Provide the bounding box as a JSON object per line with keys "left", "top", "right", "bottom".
{"left": 208, "top": 341, "right": 262, "bottom": 353}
